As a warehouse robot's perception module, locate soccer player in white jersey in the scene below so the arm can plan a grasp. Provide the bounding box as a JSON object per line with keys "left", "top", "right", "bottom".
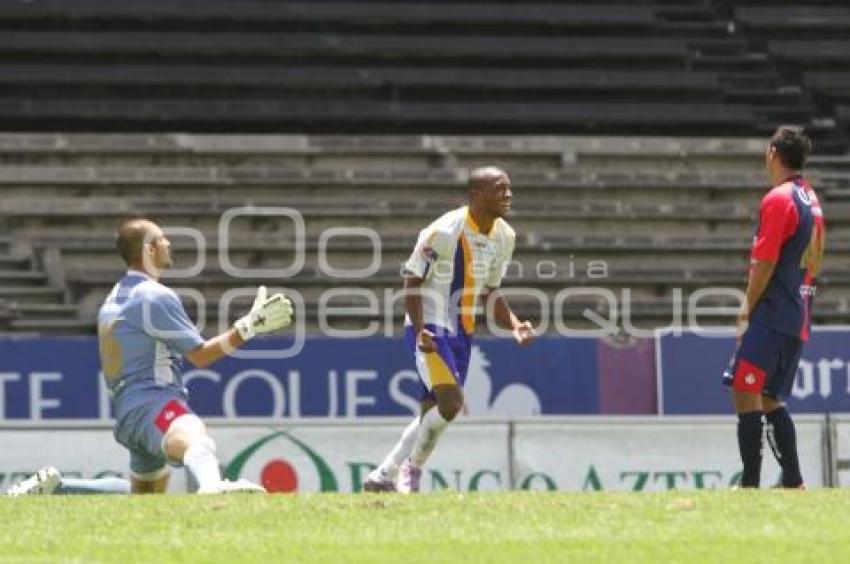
{"left": 364, "top": 167, "right": 536, "bottom": 493}
{"left": 97, "top": 218, "right": 291, "bottom": 494}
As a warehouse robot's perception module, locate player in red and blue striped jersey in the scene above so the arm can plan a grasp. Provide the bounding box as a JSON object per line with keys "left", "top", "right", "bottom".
{"left": 727, "top": 126, "right": 825, "bottom": 488}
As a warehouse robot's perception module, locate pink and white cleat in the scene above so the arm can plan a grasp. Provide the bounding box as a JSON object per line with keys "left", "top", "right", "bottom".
{"left": 397, "top": 459, "right": 422, "bottom": 494}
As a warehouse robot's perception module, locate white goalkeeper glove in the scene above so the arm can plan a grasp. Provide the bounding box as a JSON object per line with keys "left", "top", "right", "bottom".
{"left": 234, "top": 286, "right": 293, "bottom": 340}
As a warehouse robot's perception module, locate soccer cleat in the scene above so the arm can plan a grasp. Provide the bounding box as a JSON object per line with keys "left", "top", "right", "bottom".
{"left": 363, "top": 477, "right": 397, "bottom": 493}
{"left": 198, "top": 478, "right": 267, "bottom": 495}
{"left": 397, "top": 459, "right": 422, "bottom": 494}
{"left": 363, "top": 468, "right": 397, "bottom": 493}
{"left": 5, "top": 466, "right": 61, "bottom": 496}
{"left": 773, "top": 482, "right": 806, "bottom": 490}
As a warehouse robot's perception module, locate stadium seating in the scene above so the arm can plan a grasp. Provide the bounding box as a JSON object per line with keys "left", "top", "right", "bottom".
{"left": 0, "top": 1, "right": 847, "bottom": 334}
{"left": 0, "top": 133, "right": 848, "bottom": 335}
{"left": 0, "top": 0, "right": 846, "bottom": 149}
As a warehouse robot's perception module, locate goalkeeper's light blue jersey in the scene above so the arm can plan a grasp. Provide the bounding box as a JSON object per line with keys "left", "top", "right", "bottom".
{"left": 97, "top": 270, "right": 204, "bottom": 418}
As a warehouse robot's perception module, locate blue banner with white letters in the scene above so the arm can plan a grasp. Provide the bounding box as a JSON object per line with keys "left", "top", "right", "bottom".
{"left": 0, "top": 336, "right": 615, "bottom": 421}
{"left": 658, "top": 328, "right": 850, "bottom": 414}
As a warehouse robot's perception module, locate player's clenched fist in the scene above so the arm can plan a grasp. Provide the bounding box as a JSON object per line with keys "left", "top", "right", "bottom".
{"left": 417, "top": 327, "right": 436, "bottom": 353}
{"left": 234, "top": 285, "right": 293, "bottom": 340}
{"left": 513, "top": 320, "right": 536, "bottom": 346}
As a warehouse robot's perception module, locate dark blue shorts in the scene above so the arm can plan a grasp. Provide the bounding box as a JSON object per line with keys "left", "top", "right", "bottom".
{"left": 731, "top": 322, "right": 804, "bottom": 399}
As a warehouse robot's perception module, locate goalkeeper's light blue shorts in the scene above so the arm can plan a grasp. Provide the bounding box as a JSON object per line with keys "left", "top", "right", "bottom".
{"left": 113, "top": 388, "right": 193, "bottom": 479}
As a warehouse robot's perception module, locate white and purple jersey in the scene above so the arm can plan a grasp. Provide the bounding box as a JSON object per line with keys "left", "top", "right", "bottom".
{"left": 403, "top": 205, "right": 515, "bottom": 337}
{"left": 97, "top": 270, "right": 204, "bottom": 418}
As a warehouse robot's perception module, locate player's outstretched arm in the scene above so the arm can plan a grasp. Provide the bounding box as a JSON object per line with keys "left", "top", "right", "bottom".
{"left": 185, "top": 286, "right": 293, "bottom": 368}
{"left": 184, "top": 329, "right": 244, "bottom": 368}
{"left": 484, "top": 288, "right": 535, "bottom": 346}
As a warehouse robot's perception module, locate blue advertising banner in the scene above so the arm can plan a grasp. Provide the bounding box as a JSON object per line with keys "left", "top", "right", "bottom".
{"left": 658, "top": 327, "right": 850, "bottom": 414}
{"left": 0, "top": 336, "right": 608, "bottom": 421}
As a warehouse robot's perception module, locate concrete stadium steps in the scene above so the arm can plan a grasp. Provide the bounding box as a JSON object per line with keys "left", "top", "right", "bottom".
{"left": 2, "top": 197, "right": 775, "bottom": 220}
{"left": 4, "top": 207, "right": 778, "bottom": 242}
{"left": 0, "top": 234, "right": 79, "bottom": 330}
{"left": 0, "top": 132, "right": 766, "bottom": 160}
{"left": 0, "top": 100, "right": 759, "bottom": 135}
{"left": 0, "top": 168, "right": 772, "bottom": 188}
{"left": 47, "top": 231, "right": 850, "bottom": 286}
{"left": 0, "top": 1, "right": 842, "bottom": 148}
{"left": 29, "top": 233, "right": 781, "bottom": 264}
{"left": 730, "top": 3, "right": 850, "bottom": 150}
{"left": 7, "top": 318, "right": 93, "bottom": 334}
{"left": 0, "top": 280, "right": 79, "bottom": 333}
{"left": 0, "top": 254, "right": 32, "bottom": 271}
{"left": 0, "top": 65, "right": 723, "bottom": 98}
{"left": 0, "top": 299, "right": 16, "bottom": 322}
{"left": 0, "top": 2, "right": 660, "bottom": 32}
{"left": 37, "top": 229, "right": 850, "bottom": 273}
{"left": 0, "top": 136, "right": 774, "bottom": 194}
{"left": 0, "top": 133, "right": 845, "bottom": 334}
{"left": 0, "top": 271, "right": 48, "bottom": 286}
{"left": 0, "top": 133, "right": 796, "bottom": 245}
{"left": 11, "top": 197, "right": 850, "bottom": 240}
{"left": 0, "top": 287, "right": 65, "bottom": 304}
{"left": 768, "top": 41, "right": 850, "bottom": 71}
{"left": 0, "top": 32, "right": 693, "bottom": 62}
{"left": 805, "top": 73, "right": 850, "bottom": 107}
{"left": 0, "top": 173, "right": 780, "bottom": 209}
{"left": 36, "top": 248, "right": 755, "bottom": 280}
{"left": 66, "top": 264, "right": 850, "bottom": 304}
{"left": 737, "top": 7, "right": 850, "bottom": 41}
{"left": 11, "top": 304, "right": 79, "bottom": 324}
{"left": 0, "top": 132, "right": 767, "bottom": 152}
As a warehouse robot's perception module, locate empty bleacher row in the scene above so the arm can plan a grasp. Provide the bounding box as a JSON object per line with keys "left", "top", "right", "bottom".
{"left": 0, "top": 1, "right": 845, "bottom": 149}
{"left": 731, "top": 1, "right": 850, "bottom": 149}
{"left": 0, "top": 133, "right": 848, "bottom": 335}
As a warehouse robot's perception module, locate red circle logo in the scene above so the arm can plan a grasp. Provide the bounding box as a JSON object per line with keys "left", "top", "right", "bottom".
{"left": 261, "top": 459, "right": 299, "bottom": 493}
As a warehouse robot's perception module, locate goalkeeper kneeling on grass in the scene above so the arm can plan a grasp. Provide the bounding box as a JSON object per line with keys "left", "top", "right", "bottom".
{"left": 7, "top": 219, "right": 292, "bottom": 496}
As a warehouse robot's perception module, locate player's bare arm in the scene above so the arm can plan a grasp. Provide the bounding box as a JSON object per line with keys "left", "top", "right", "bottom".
{"left": 404, "top": 275, "right": 435, "bottom": 352}
{"left": 804, "top": 222, "right": 825, "bottom": 277}
{"left": 737, "top": 259, "right": 777, "bottom": 341}
{"left": 483, "top": 287, "right": 535, "bottom": 346}
{"left": 185, "top": 329, "right": 245, "bottom": 368}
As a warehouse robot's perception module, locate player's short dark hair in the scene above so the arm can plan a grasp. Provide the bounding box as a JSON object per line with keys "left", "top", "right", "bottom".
{"left": 116, "top": 218, "right": 155, "bottom": 266}
{"left": 770, "top": 125, "right": 811, "bottom": 170}
{"left": 467, "top": 166, "right": 509, "bottom": 197}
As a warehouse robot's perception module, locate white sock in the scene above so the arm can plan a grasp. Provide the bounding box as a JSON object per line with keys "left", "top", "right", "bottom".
{"left": 183, "top": 437, "right": 222, "bottom": 492}
{"left": 371, "top": 416, "right": 421, "bottom": 480}
{"left": 410, "top": 408, "right": 450, "bottom": 467}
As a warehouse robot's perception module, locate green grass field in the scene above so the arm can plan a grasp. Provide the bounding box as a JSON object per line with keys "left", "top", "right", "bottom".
{"left": 2, "top": 490, "right": 849, "bottom": 563}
